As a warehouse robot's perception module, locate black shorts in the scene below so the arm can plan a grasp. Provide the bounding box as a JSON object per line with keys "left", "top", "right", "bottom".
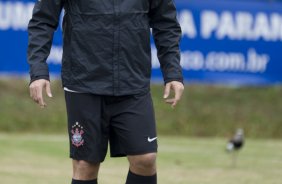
{"left": 65, "top": 91, "right": 158, "bottom": 163}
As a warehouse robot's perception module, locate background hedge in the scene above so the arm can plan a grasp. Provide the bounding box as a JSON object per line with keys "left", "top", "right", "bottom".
{"left": 0, "top": 78, "right": 281, "bottom": 138}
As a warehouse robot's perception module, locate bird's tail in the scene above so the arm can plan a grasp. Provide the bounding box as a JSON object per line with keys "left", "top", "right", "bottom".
{"left": 226, "top": 142, "right": 234, "bottom": 152}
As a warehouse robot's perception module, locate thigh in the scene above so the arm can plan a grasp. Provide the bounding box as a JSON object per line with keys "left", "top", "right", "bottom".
{"left": 65, "top": 91, "right": 108, "bottom": 163}
{"left": 108, "top": 92, "right": 158, "bottom": 157}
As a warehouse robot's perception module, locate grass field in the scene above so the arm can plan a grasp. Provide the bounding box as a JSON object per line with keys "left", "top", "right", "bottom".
{"left": 0, "top": 134, "right": 281, "bottom": 184}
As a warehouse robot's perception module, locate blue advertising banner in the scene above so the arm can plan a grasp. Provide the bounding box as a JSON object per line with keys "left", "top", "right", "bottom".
{"left": 0, "top": 0, "right": 282, "bottom": 85}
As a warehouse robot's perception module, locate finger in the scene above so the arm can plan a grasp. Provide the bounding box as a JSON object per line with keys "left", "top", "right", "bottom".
{"left": 173, "top": 86, "right": 184, "bottom": 103}
{"left": 45, "top": 81, "right": 53, "bottom": 97}
{"left": 172, "top": 99, "right": 179, "bottom": 108}
{"left": 163, "top": 83, "right": 171, "bottom": 99}
{"left": 38, "top": 96, "right": 46, "bottom": 108}
{"left": 30, "top": 83, "right": 39, "bottom": 103}
{"left": 30, "top": 86, "right": 35, "bottom": 99}
{"left": 165, "top": 98, "right": 177, "bottom": 108}
{"left": 171, "top": 84, "right": 184, "bottom": 106}
{"left": 165, "top": 98, "right": 174, "bottom": 104}
{"left": 166, "top": 98, "right": 178, "bottom": 107}
{"left": 36, "top": 86, "right": 46, "bottom": 108}
{"left": 32, "top": 87, "right": 39, "bottom": 103}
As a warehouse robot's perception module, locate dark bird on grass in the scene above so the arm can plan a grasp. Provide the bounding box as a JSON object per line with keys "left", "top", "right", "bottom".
{"left": 226, "top": 129, "right": 244, "bottom": 167}
{"left": 226, "top": 128, "right": 244, "bottom": 152}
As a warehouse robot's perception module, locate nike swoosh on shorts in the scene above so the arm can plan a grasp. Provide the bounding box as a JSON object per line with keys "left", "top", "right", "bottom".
{"left": 147, "top": 137, "right": 157, "bottom": 142}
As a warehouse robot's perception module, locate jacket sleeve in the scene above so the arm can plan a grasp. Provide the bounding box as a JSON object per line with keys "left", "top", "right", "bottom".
{"left": 149, "top": 0, "right": 183, "bottom": 84}
{"left": 27, "top": 0, "right": 64, "bottom": 83}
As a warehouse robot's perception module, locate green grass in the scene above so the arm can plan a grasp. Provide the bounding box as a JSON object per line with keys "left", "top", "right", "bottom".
{"left": 0, "top": 78, "right": 282, "bottom": 138}
{"left": 0, "top": 134, "right": 281, "bottom": 184}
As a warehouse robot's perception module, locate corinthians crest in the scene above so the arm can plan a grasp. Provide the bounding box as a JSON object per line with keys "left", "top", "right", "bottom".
{"left": 71, "top": 122, "right": 85, "bottom": 147}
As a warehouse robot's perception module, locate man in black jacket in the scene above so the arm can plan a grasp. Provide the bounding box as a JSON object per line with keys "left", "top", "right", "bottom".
{"left": 28, "top": 0, "right": 184, "bottom": 184}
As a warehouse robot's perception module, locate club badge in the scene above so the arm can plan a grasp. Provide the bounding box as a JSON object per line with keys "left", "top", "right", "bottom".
{"left": 71, "top": 122, "right": 84, "bottom": 147}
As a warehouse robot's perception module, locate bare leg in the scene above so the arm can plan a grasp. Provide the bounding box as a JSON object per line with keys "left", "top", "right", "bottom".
{"left": 127, "top": 153, "right": 157, "bottom": 176}
{"left": 72, "top": 160, "right": 100, "bottom": 180}
{"left": 125, "top": 153, "right": 157, "bottom": 184}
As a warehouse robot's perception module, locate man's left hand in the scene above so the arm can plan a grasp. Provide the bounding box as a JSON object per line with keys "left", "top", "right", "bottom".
{"left": 163, "top": 81, "right": 184, "bottom": 108}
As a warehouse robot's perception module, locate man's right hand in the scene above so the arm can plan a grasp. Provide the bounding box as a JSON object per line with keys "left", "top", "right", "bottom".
{"left": 29, "top": 79, "right": 53, "bottom": 108}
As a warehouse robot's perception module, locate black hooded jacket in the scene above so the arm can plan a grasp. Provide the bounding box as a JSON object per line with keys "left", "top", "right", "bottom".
{"left": 27, "top": 0, "right": 183, "bottom": 96}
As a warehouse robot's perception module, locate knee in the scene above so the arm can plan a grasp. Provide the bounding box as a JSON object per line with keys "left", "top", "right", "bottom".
{"left": 128, "top": 153, "right": 157, "bottom": 175}
{"left": 136, "top": 153, "right": 157, "bottom": 169}
{"left": 73, "top": 160, "right": 100, "bottom": 180}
